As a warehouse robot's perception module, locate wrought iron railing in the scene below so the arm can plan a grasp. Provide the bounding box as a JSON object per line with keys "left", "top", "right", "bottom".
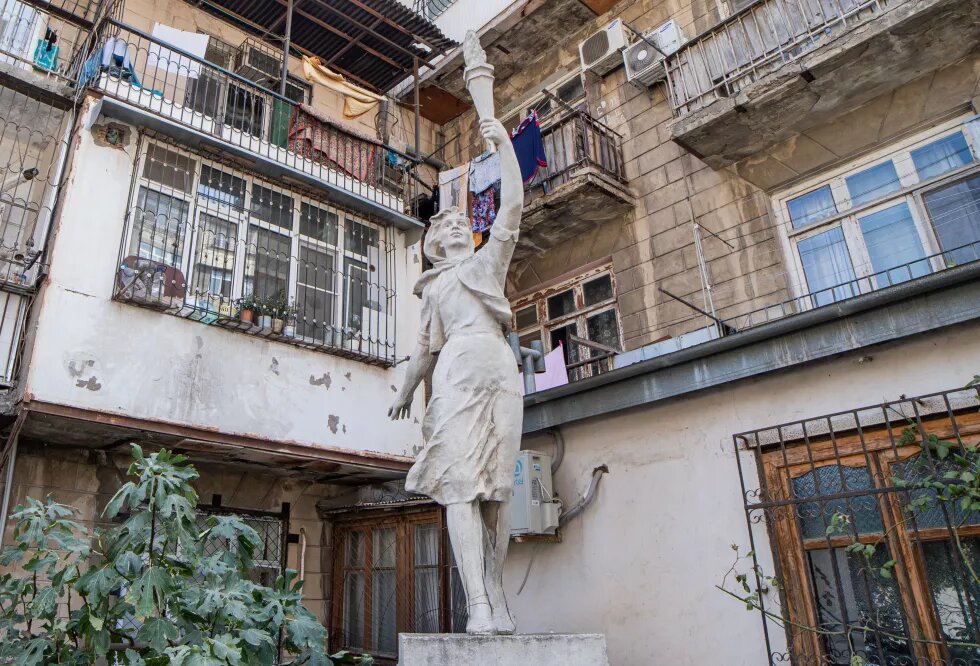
{"left": 530, "top": 108, "right": 627, "bottom": 195}
{"left": 0, "top": 0, "right": 96, "bottom": 81}
{"left": 565, "top": 334, "right": 619, "bottom": 383}
{"left": 733, "top": 384, "right": 980, "bottom": 664}
{"left": 78, "top": 20, "right": 421, "bottom": 219}
{"left": 114, "top": 137, "right": 397, "bottom": 366}
{"left": 665, "top": 0, "right": 903, "bottom": 116}
{"left": 720, "top": 241, "right": 980, "bottom": 333}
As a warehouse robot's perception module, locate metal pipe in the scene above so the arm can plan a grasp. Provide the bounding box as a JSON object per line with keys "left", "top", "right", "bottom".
{"left": 413, "top": 56, "right": 421, "bottom": 165}
{"left": 549, "top": 428, "right": 565, "bottom": 474}
{"left": 279, "top": 0, "right": 293, "bottom": 97}
{"left": 559, "top": 465, "right": 608, "bottom": 525}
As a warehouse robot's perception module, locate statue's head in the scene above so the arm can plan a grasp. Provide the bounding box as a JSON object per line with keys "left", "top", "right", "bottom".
{"left": 424, "top": 206, "right": 474, "bottom": 263}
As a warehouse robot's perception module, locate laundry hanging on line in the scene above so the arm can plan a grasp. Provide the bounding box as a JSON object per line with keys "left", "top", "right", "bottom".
{"left": 511, "top": 110, "right": 548, "bottom": 184}
{"left": 468, "top": 151, "right": 501, "bottom": 233}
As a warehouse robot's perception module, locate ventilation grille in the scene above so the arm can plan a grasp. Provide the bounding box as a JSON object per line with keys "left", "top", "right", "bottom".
{"left": 580, "top": 29, "right": 611, "bottom": 66}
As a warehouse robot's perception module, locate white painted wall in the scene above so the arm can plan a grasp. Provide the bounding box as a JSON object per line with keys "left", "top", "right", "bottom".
{"left": 24, "top": 97, "right": 426, "bottom": 460}
{"left": 506, "top": 323, "right": 980, "bottom": 665}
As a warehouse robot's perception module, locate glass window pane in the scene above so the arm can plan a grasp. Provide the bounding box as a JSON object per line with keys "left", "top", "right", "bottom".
{"left": 251, "top": 184, "right": 294, "bottom": 230}
{"left": 191, "top": 213, "right": 237, "bottom": 314}
{"left": 585, "top": 310, "right": 619, "bottom": 350}
{"left": 143, "top": 144, "right": 195, "bottom": 193}
{"left": 787, "top": 185, "right": 837, "bottom": 229}
{"left": 911, "top": 131, "right": 973, "bottom": 181}
{"left": 414, "top": 523, "right": 440, "bottom": 634}
{"left": 345, "top": 258, "right": 368, "bottom": 331}
{"left": 296, "top": 245, "right": 335, "bottom": 339}
{"left": 343, "top": 570, "right": 365, "bottom": 649}
{"left": 414, "top": 523, "right": 439, "bottom": 567}
{"left": 921, "top": 538, "right": 980, "bottom": 659}
{"left": 346, "top": 220, "right": 379, "bottom": 256}
{"left": 893, "top": 455, "right": 980, "bottom": 530}
{"left": 519, "top": 331, "right": 541, "bottom": 350}
{"left": 225, "top": 83, "right": 264, "bottom": 137}
{"left": 450, "top": 564, "right": 468, "bottom": 633}
{"left": 797, "top": 227, "right": 857, "bottom": 307}
{"left": 245, "top": 225, "right": 290, "bottom": 302}
{"left": 130, "top": 187, "right": 188, "bottom": 266}
{"left": 300, "top": 203, "right": 339, "bottom": 245}
{"left": 549, "top": 322, "right": 578, "bottom": 367}
{"left": 547, "top": 289, "right": 575, "bottom": 319}
{"left": 347, "top": 530, "right": 364, "bottom": 566}
{"left": 371, "top": 527, "right": 397, "bottom": 654}
{"left": 197, "top": 166, "right": 245, "bottom": 208}
{"left": 515, "top": 305, "right": 538, "bottom": 329}
{"left": 807, "top": 546, "right": 912, "bottom": 662}
{"left": 846, "top": 161, "right": 900, "bottom": 207}
{"left": 792, "top": 465, "right": 883, "bottom": 539}
{"left": 857, "top": 202, "right": 929, "bottom": 288}
{"left": 924, "top": 174, "right": 980, "bottom": 266}
{"left": 583, "top": 275, "right": 613, "bottom": 305}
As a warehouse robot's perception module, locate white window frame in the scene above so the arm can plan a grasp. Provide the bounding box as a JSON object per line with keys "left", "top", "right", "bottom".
{"left": 774, "top": 115, "right": 980, "bottom": 303}
{"left": 125, "top": 140, "right": 387, "bottom": 344}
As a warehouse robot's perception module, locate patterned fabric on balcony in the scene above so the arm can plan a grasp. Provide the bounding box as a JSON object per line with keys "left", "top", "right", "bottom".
{"left": 288, "top": 104, "right": 378, "bottom": 183}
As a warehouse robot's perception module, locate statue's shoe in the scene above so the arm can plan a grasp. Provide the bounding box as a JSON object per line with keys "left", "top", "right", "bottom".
{"left": 492, "top": 608, "right": 516, "bottom": 635}
{"left": 466, "top": 602, "right": 497, "bottom": 635}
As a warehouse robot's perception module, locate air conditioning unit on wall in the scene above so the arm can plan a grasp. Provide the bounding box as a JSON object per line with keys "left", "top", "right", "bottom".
{"left": 624, "top": 20, "right": 687, "bottom": 87}
{"left": 579, "top": 18, "right": 629, "bottom": 76}
{"left": 510, "top": 450, "right": 561, "bottom": 536}
{"left": 234, "top": 38, "right": 283, "bottom": 85}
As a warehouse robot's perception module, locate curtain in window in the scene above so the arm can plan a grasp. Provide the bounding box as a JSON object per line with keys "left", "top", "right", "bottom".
{"left": 924, "top": 174, "right": 980, "bottom": 266}
{"left": 911, "top": 132, "right": 973, "bottom": 181}
{"left": 371, "top": 527, "right": 397, "bottom": 655}
{"left": 846, "top": 161, "right": 900, "bottom": 207}
{"left": 787, "top": 185, "right": 837, "bottom": 228}
{"left": 414, "top": 523, "right": 440, "bottom": 634}
{"left": 797, "top": 227, "right": 857, "bottom": 307}
{"left": 857, "top": 202, "right": 929, "bottom": 287}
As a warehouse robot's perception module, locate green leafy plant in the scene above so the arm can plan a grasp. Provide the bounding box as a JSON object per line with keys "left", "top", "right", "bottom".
{"left": 268, "top": 293, "right": 298, "bottom": 321}
{"left": 236, "top": 292, "right": 260, "bottom": 315}
{"left": 0, "top": 445, "right": 371, "bottom": 666}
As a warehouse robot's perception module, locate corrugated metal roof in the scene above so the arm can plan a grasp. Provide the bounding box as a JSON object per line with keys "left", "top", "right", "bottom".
{"left": 193, "top": 0, "right": 456, "bottom": 92}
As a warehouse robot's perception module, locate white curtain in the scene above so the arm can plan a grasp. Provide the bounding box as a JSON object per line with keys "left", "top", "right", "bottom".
{"left": 798, "top": 226, "right": 856, "bottom": 306}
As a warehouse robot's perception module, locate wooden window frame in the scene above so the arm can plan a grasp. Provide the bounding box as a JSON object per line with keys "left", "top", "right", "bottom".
{"left": 761, "top": 409, "right": 980, "bottom": 664}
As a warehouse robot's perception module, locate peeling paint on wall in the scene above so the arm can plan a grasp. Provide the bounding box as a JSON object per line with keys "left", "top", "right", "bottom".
{"left": 270, "top": 358, "right": 280, "bottom": 375}
{"left": 309, "top": 373, "right": 331, "bottom": 389}
{"left": 328, "top": 415, "right": 340, "bottom": 434}
{"left": 75, "top": 377, "right": 101, "bottom": 391}
{"left": 390, "top": 385, "right": 397, "bottom": 392}
{"left": 344, "top": 372, "right": 352, "bottom": 381}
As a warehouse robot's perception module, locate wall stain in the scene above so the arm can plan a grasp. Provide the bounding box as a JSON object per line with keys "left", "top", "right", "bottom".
{"left": 76, "top": 377, "right": 101, "bottom": 391}
{"left": 194, "top": 336, "right": 203, "bottom": 359}
{"left": 327, "top": 415, "right": 340, "bottom": 434}
{"left": 309, "top": 373, "right": 331, "bottom": 389}
{"left": 412, "top": 443, "right": 423, "bottom": 455}
{"left": 270, "top": 358, "right": 280, "bottom": 375}
{"left": 342, "top": 424, "right": 347, "bottom": 434}
{"left": 390, "top": 384, "right": 397, "bottom": 392}
{"left": 344, "top": 372, "right": 352, "bottom": 381}
{"left": 67, "top": 359, "right": 95, "bottom": 378}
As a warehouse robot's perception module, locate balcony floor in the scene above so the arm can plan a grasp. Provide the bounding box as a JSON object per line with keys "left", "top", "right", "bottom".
{"left": 669, "top": 0, "right": 980, "bottom": 169}
{"left": 515, "top": 166, "right": 634, "bottom": 264}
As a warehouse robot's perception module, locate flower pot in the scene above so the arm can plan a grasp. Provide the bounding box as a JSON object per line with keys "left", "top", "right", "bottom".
{"left": 283, "top": 323, "right": 295, "bottom": 338}
{"left": 331, "top": 329, "right": 344, "bottom": 347}
{"left": 258, "top": 315, "right": 272, "bottom": 329}
{"left": 240, "top": 308, "right": 254, "bottom": 324}
{"left": 272, "top": 318, "right": 284, "bottom": 334}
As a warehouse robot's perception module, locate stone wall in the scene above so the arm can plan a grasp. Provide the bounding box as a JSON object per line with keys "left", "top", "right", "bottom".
{"left": 438, "top": 0, "right": 980, "bottom": 351}
{"left": 0, "top": 443, "right": 342, "bottom": 626}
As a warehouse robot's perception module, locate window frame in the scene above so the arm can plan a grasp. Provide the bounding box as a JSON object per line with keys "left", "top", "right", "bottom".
{"left": 123, "top": 138, "right": 388, "bottom": 347}
{"left": 330, "top": 507, "right": 458, "bottom": 663}
{"left": 774, "top": 116, "right": 980, "bottom": 304}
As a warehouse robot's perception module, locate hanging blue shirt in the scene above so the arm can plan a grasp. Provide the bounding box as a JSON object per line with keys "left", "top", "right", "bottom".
{"left": 510, "top": 111, "right": 548, "bottom": 184}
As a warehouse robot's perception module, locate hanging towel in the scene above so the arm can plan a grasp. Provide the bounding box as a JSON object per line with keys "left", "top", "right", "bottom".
{"left": 517, "top": 343, "right": 570, "bottom": 395}
{"left": 302, "top": 56, "right": 385, "bottom": 119}
{"left": 468, "top": 151, "right": 500, "bottom": 194}
{"left": 510, "top": 110, "right": 548, "bottom": 184}
{"left": 438, "top": 163, "right": 468, "bottom": 211}
{"left": 148, "top": 24, "right": 209, "bottom": 78}
{"left": 471, "top": 187, "right": 497, "bottom": 233}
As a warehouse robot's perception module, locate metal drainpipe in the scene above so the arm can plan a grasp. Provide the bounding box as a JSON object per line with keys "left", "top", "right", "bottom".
{"left": 0, "top": 414, "right": 26, "bottom": 544}
{"left": 279, "top": 0, "right": 293, "bottom": 97}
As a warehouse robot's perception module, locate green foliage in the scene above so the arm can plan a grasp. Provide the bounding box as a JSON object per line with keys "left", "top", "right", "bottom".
{"left": 236, "top": 293, "right": 260, "bottom": 314}
{"left": 0, "top": 445, "right": 372, "bottom": 666}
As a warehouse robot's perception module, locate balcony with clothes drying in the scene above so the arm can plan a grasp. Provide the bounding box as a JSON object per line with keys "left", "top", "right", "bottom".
{"left": 77, "top": 0, "right": 455, "bottom": 228}
{"left": 665, "top": 0, "right": 980, "bottom": 169}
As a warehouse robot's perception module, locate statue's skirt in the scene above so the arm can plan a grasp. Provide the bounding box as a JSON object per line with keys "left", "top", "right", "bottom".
{"left": 406, "top": 329, "right": 523, "bottom": 505}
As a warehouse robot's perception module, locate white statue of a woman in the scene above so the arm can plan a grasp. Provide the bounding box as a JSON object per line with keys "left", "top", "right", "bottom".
{"left": 388, "top": 117, "right": 523, "bottom": 635}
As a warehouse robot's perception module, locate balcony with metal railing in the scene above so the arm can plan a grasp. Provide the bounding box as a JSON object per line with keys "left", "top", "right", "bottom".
{"left": 515, "top": 106, "right": 633, "bottom": 264}
{"left": 665, "top": 0, "right": 980, "bottom": 168}
{"left": 78, "top": 21, "right": 426, "bottom": 229}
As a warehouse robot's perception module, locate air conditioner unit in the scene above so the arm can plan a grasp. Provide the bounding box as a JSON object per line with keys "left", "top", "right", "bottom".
{"left": 234, "top": 38, "right": 283, "bottom": 85}
{"left": 510, "top": 450, "right": 561, "bottom": 536}
{"left": 579, "top": 18, "right": 629, "bottom": 76}
{"left": 623, "top": 20, "right": 687, "bottom": 87}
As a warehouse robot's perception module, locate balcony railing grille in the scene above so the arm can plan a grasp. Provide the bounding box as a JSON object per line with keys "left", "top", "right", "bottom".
{"left": 79, "top": 20, "right": 421, "bottom": 219}
{"left": 529, "top": 108, "right": 627, "bottom": 196}
{"left": 665, "top": 0, "right": 902, "bottom": 116}
{"left": 733, "top": 385, "right": 980, "bottom": 664}
{"left": 115, "top": 135, "right": 398, "bottom": 366}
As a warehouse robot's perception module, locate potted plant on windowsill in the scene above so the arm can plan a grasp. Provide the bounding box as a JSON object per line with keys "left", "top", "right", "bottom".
{"left": 269, "top": 293, "right": 295, "bottom": 336}
{"left": 282, "top": 300, "right": 298, "bottom": 338}
{"left": 236, "top": 292, "right": 258, "bottom": 324}
{"left": 257, "top": 296, "right": 274, "bottom": 330}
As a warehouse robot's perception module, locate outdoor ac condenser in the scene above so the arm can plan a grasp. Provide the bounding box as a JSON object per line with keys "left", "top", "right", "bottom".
{"left": 579, "top": 18, "right": 629, "bottom": 76}
{"left": 623, "top": 20, "right": 687, "bottom": 87}
{"left": 510, "top": 450, "right": 561, "bottom": 536}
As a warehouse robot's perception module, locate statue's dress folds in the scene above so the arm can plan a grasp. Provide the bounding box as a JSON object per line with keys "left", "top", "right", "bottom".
{"left": 405, "top": 225, "right": 523, "bottom": 505}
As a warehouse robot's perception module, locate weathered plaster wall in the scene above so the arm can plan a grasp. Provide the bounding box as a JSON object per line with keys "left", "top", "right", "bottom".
{"left": 439, "top": 0, "right": 980, "bottom": 352}
{"left": 22, "top": 97, "right": 426, "bottom": 460}
{"left": 506, "top": 319, "right": 980, "bottom": 665}
{"left": 0, "top": 444, "right": 342, "bottom": 626}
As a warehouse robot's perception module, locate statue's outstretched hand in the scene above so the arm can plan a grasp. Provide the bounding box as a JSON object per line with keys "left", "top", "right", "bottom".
{"left": 388, "top": 392, "right": 412, "bottom": 420}
{"left": 480, "top": 119, "right": 510, "bottom": 150}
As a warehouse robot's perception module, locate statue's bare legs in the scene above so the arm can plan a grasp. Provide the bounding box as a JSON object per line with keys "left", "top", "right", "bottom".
{"left": 447, "top": 501, "right": 516, "bottom": 635}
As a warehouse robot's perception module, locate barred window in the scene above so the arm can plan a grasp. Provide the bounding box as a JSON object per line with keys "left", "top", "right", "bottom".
{"left": 117, "top": 138, "right": 396, "bottom": 364}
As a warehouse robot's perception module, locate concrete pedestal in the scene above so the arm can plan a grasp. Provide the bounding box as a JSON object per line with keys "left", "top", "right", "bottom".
{"left": 397, "top": 633, "right": 610, "bottom": 666}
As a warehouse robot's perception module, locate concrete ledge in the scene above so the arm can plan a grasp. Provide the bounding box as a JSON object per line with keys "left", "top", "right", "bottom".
{"left": 398, "top": 633, "right": 610, "bottom": 666}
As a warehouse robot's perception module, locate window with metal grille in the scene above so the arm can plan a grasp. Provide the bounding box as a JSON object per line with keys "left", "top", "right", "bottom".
{"left": 331, "top": 508, "right": 465, "bottom": 660}
{"left": 734, "top": 386, "right": 980, "bottom": 665}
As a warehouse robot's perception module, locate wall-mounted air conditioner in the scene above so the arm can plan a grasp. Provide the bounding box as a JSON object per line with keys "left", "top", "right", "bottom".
{"left": 510, "top": 450, "right": 561, "bottom": 536}
{"left": 234, "top": 38, "right": 283, "bottom": 85}
{"left": 624, "top": 20, "right": 687, "bottom": 87}
{"left": 579, "top": 18, "right": 629, "bottom": 76}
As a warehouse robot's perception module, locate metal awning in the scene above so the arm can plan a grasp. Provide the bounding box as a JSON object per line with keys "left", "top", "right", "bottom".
{"left": 189, "top": 0, "right": 457, "bottom": 92}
